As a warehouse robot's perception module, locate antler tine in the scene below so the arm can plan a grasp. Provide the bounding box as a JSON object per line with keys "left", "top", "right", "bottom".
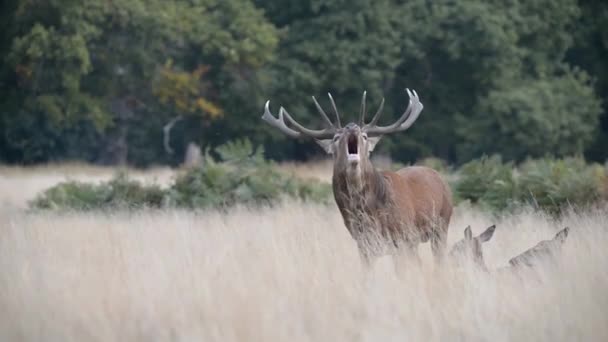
{"left": 261, "top": 101, "right": 300, "bottom": 138}
{"left": 397, "top": 88, "right": 424, "bottom": 129}
{"left": 327, "top": 93, "right": 341, "bottom": 128}
{"left": 363, "top": 88, "right": 424, "bottom": 136}
{"left": 281, "top": 107, "right": 333, "bottom": 137}
{"left": 392, "top": 88, "right": 416, "bottom": 127}
{"left": 359, "top": 90, "right": 367, "bottom": 126}
{"left": 312, "top": 96, "right": 335, "bottom": 128}
{"left": 379, "top": 88, "right": 416, "bottom": 130}
{"left": 261, "top": 101, "right": 336, "bottom": 139}
{"left": 366, "top": 97, "right": 385, "bottom": 127}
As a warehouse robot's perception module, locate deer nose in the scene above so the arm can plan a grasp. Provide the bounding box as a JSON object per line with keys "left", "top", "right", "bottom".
{"left": 344, "top": 123, "right": 360, "bottom": 133}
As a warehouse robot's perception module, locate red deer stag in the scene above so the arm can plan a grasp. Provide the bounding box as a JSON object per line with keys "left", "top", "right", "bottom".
{"left": 262, "top": 89, "right": 453, "bottom": 264}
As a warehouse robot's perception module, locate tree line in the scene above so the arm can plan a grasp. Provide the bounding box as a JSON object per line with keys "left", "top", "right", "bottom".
{"left": 1, "top": 0, "right": 606, "bottom": 166}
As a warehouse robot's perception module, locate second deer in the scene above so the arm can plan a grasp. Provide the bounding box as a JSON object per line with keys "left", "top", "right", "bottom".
{"left": 449, "top": 225, "right": 570, "bottom": 272}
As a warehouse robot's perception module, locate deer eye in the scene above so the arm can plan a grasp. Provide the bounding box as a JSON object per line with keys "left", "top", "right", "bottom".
{"left": 333, "top": 135, "right": 340, "bottom": 142}
{"left": 362, "top": 134, "right": 368, "bottom": 140}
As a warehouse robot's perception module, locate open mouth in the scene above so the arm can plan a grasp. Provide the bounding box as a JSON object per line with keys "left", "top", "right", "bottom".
{"left": 347, "top": 135, "right": 360, "bottom": 162}
{"left": 348, "top": 135, "right": 358, "bottom": 154}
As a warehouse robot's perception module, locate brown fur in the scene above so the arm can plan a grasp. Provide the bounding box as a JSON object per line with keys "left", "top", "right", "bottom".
{"left": 508, "top": 227, "right": 570, "bottom": 268}
{"left": 332, "top": 145, "right": 453, "bottom": 264}
{"left": 262, "top": 90, "right": 449, "bottom": 265}
{"left": 449, "top": 225, "right": 496, "bottom": 270}
{"left": 452, "top": 226, "right": 570, "bottom": 272}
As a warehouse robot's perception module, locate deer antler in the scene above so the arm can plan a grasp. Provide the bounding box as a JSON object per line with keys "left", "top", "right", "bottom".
{"left": 261, "top": 94, "right": 340, "bottom": 139}
{"left": 362, "top": 88, "right": 423, "bottom": 136}
{"left": 359, "top": 91, "right": 367, "bottom": 126}
{"left": 359, "top": 90, "right": 386, "bottom": 127}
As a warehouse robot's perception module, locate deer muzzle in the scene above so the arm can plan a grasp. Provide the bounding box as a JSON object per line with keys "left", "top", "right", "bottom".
{"left": 347, "top": 134, "right": 360, "bottom": 163}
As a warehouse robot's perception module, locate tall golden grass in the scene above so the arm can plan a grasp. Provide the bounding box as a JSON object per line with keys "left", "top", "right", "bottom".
{"left": 1, "top": 165, "right": 607, "bottom": 341}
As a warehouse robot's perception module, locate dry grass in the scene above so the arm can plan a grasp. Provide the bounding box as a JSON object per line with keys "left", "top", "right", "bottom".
{"left": 1, "top": 201, "right": 607, "bottom": 341}
{"left": 1, "top": 164, "right": 607, "bottom": 341}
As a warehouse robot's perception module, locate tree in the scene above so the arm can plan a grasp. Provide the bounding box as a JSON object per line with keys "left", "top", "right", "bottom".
{"left": 254, "top": 0, "right": 407, "bottom": 160}
{"left": 566, "top": 0, "right": 608, "bottom": 162}
{"left": 255, "top": 0, "right": 603, "bottom": 164}
{"left": 0, "top": 0, "right": 278, "bottom": 165}
{"left": 1, "top": 0, "right": 605, "bottom": 166}
{"left": 457, "top": 70, "right": 601, "bottom": 161}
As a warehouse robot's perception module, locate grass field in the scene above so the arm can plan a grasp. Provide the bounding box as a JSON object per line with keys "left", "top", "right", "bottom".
{"left": 1, "top": 165, "right": 607, "bottom": 341}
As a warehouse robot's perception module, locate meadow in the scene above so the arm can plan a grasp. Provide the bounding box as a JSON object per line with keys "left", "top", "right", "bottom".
{"left": 1, "top": 164, "right": 607, "bottom": 341}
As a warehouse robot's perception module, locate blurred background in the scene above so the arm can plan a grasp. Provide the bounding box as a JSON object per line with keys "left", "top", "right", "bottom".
{"left": 1, "top": 0, "right": 606, "bottom": 167}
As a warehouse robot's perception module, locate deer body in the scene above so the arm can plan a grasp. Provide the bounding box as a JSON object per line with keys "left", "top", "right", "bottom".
{"left": 333, "top": 164, "right": 452, "bottom": 261}
{"left": 262, "top": 89, "right": 453, "bottom": 264}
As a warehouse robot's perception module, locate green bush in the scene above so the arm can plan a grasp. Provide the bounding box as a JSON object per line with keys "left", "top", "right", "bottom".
{"left": 30, "top": 141, "right": 606, "bottom": 214}
{"left": 31, "top": 172, "right": 166, "bottom": 210}
{"left": 453, "top": 156, "right": 606, "bottom": 214}
{"left": 517, "top": 157, "right": 603, "bottom": 213}
{"left": 453, "top": 155, "right": 518, "bottom": 211}
{"left": 166, "top": 139, "right": 331, "bottom": 208}
{"left": 30, "top": 139, "right": 332, "bottom": 211}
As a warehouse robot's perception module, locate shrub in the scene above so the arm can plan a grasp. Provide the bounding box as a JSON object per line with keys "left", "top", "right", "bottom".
{"left": 601, "top": 163, "right": 608, "bottom": 201}
{"left": 517, "top": 157, "right": 603, "bottom": 213}
{"left": 166, "top": 139, "right": 332, "bottom": 208}
{"left": 31, "top": 172, "right": 166, "bottom": 210}
{"left": 453, "top": 155, "right": 518, "bottom": 211}
{"left": 29, "top": 141, "right": 606, "bottom": 214}
{"left": 453, "top": 155, "right": 607, "bottom": 214}
{"left": 30, "top": 139, "right": 332, "bottom": 211}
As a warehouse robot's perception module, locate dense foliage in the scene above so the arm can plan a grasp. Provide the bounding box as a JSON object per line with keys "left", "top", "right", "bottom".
{"left": 2, "top": 0, "right": 607, "bottom": 166}
{"left": 167, "top": 139, "right": 331, "bottom": 207}
{"left": 31, "top": 139, "right": 332, "bottom": 210}
{"left": 1, "top": 0, "right": 278, "bottom": 165}
{"left": 31, "top": 138, "right": 607, "bottom": 213}
{"left": 454, "top": 156, "right": 608, "bottom": 213}
{"left": 32, "top": 172, "right": 167, "bottom": 210}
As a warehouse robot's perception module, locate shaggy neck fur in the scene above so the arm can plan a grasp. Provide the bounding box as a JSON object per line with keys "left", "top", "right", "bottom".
{"left": 332, "top": 161, "right": 389, "bottom": 219}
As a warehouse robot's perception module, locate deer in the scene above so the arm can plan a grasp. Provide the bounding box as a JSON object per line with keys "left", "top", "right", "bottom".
{"left": 507, "top": 227, "right": 570, "bottom": 268}
{"left": 448, "top": 225, "right": 570, "bottom": 272}
{"left": 261, "top": 89, "right": 453, "bottom": 265}
{"left": 449, "top": 224, "right": 497, "bottom": 271}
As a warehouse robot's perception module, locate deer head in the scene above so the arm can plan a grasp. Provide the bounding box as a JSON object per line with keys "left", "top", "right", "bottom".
{"left": 261, "top": 89, "right": 424, "bottom": 179}
{"left": 449, "top": 225, "right": 496, "bottom": 270}
{"left": 508, "top": 227, "right": 570, "bottom": 268}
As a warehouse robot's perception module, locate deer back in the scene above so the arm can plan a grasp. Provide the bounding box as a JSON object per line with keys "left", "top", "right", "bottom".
{"left": 389, "top": 166, "right": 453, "bottom": 228}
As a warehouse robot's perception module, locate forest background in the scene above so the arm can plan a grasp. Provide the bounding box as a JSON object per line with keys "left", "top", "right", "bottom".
{"left": 2, "top": 0, "right": 607, "bottom": 168}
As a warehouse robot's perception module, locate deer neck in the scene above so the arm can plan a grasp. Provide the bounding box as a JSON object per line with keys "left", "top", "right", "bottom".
{"left": 332, "top": 161, "right": 387, "bottom": 205}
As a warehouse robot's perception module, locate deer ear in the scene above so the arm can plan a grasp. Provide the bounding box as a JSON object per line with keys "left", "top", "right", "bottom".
{"left": 315, "top": 139, "right": 334, "bottom": 154}
{"left": 478, "top": 224, "right": 496, "bottom": 243}
{"left": 464, "top": 226, "right": 473, "bottom": 240}
{"left": 367, "top": 136, "right": 381, "bottom": 152}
